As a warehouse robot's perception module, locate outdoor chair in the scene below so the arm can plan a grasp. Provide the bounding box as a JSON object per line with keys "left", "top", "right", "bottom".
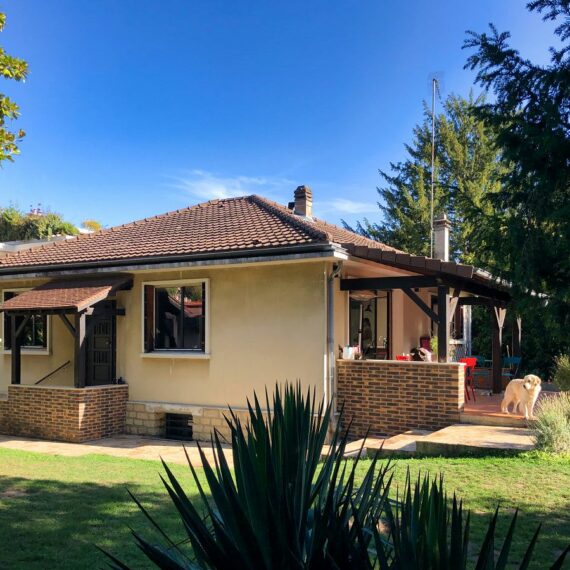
{"left": 471, "top": 355, "right": 489, "bottom": 388}
{"left": 459, "top": 357, "right": 478, "bottom": 402}
{"left": 502, "top": 356, "right": 522, "bottom": 385}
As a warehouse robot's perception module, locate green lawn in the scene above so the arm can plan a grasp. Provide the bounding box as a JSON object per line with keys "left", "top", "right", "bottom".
{"left": 0, "top": 448, "right": 568, "bottom": 569}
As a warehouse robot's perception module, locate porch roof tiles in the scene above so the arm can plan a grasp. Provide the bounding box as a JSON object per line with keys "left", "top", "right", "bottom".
{"left": 0, "top": 276, "right": 131, "bottom": 312}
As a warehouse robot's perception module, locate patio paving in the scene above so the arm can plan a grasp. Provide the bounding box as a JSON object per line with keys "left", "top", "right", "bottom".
{"left": 0, "top": 434, "right": 233, "bottom": 467}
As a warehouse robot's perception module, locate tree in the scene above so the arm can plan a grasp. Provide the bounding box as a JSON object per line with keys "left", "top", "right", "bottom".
{"left": 81, "top": 219, "right": 102, "bottom": 232}
{"left": 0, "top": 206, "right": 78, "bottom": 241}
{"left": 351, "top": 93, "right": 504, "bottom": 266}
{"left": 0, "top": 13, "right": 28, "bottom": 165}
{"left": 463, "top": 0, "right": 570, "bottom": 303}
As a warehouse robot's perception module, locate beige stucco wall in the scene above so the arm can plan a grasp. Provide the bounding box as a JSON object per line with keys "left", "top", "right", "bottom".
{"left": 0, "top": 261, "right": 329, "bottom": 405}
{"left": 0, "top": 279, "right": 74, "bottom": 390}
{"left": 401, "top": 290, "right": 432, "bottom": 354}
{"left": 116, "top": 260, "right": 328, "bottom": 407}
{"left": 333, "top": 277, "right": 348, "bottom": 357}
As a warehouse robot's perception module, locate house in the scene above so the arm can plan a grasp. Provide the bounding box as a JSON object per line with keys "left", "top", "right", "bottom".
{"left": 0, "top": 187, "right": 516, "bottom": 442}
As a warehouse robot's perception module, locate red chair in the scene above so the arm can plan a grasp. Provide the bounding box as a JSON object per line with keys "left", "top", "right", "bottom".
{"left": 396, "top": 355, "right": 410, "bottom": 361}
{"left": 460, "top": 357, "right": 477, "bottom": 402}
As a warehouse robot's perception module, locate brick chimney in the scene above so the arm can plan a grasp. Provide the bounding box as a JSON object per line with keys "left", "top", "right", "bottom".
{"left": 293, "top": 185, "right": 313, "bottom": 218}
{"left": 433, "top": 213, "right": 451, "bottom": 261}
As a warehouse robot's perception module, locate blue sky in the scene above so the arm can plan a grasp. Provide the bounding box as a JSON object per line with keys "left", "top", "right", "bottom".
{"left": 0, "top": 1, "right": 556, "bottom": 229}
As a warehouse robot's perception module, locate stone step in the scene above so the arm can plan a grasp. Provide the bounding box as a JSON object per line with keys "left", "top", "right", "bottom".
{"left": 415, "top": 424, "right": 534, "bottom": 456}
{"left": 322, "top": 430, "right": 435, "bottom": 459}
{"left": 460, "top": 412, "right": 527, "bottom": 428}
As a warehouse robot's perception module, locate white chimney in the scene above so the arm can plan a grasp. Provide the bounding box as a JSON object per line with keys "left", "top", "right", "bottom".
{"left": 433, "top": 213, "right": 451, "bottom": 261}
{"left": 293, "top": 185, "right": 313, "bottom": 218}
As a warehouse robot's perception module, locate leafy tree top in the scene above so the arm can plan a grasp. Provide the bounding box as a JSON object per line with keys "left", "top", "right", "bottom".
{"left": 0, "top": 12, "right": 28, "bottom": 165}
{"left": 463, "top": 0, "right": 570, "bottom": 301}
{"left": 349, "top": 92, "right": 504, "bottom": 267}
{"left": 0, "top": 206, "right": 78, "bottom": 241}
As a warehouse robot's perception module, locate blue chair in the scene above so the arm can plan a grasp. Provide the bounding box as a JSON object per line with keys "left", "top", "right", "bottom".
{"left": 502, "top": 356, "right": 522, "bottom": 383}
{"left": 471, "top": 355, "right": 490, "bottom": 388}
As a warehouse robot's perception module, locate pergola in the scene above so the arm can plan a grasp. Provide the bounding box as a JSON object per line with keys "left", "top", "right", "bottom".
{"left": 338, "top": 244, "right": 518, "bottom": 394}
{"left": 0, "top": 276, "right": 132, "bottom": 388}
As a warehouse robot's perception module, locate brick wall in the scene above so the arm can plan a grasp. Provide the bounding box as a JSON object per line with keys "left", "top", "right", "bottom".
{"left": 0, "top": 396, "right": 8, "bottom": 435}
{"left": 337, "top": 360, "right": 464, "bottom": 438}
{"left": 0, "top": 384, "right": 128, "bottom": 443}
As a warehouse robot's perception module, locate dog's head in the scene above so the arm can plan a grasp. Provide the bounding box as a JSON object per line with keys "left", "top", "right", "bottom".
{"left": 523, "top": 374, "right": 542, "bottom": 391}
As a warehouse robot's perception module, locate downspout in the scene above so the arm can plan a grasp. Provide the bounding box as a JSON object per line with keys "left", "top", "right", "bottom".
{"left": 326, "top": 262, "right": 342, "bottom": 435}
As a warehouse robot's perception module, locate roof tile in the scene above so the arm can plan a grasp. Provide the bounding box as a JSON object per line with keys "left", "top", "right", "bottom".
{"left": 0, "top": 195, "right": 399, "bottom": 271}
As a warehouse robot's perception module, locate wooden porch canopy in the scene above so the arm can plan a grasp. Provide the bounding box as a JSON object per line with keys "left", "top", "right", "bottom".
{"left": 338, "top": 243, "right": 516, "bottom": 394}
{"left": 0, "top": 275, "right": 132, "bottom": 387}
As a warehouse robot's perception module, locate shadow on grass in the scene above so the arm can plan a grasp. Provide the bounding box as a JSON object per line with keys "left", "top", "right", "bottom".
{"left": 0, "top": 475, "right": 197, "bottom": 570}
{"left": 0, "top": 457, "right": 567, "bottom": 570}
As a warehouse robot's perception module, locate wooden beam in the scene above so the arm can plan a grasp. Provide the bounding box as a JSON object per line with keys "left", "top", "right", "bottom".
{"left": 74, "top": 312, "right": 87, "bottom": 388}
{"left": 448, "top": 288, "right": 462, "bottom": 324}
{"left": 10, "top": 315, "right": 22, "bottom": 385}
{"left": 437, "top": 285, "right": 450, "bottom": 362}
{"left": 444, "top": 275, "right": 511, "bottom": 303}
{"left": 512, "top": 316, "right": 522, "bottom": 358}
{"left": 457, "top": 297, "right": 507, "bottom": 307}
{"left": 14, "top": 314, "right": 31, "bottom": 339}
{"left": 402, "top": 288, "right": 440, "bottom": 323}
{"left": 58, "top": 314, "right": 76, "bottom": 337}
{"left": 340, "top": 275, "right": 439, "bottom": 291}
{"left": 493, "top": 306, "right": 507, "bottom": 345}
{"left": 490, "top": 306, "right": 505, "bottom": 394}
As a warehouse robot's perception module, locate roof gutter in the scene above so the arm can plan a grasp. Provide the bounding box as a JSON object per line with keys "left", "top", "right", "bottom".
{"left": 0, "top": 243, "right": 347, "bottom": 281}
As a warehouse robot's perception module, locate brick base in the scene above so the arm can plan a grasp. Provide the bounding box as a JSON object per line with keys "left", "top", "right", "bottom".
{"left": 0, "top": 384, "right": 128, "bottom": 443}
{"left": 337, "top": 360, "right": 464, "bottom": 438}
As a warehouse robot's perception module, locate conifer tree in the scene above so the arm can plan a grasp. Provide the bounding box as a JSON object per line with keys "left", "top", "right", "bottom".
{"left": 352, "top": 93, "right": 504, "bottom": 266}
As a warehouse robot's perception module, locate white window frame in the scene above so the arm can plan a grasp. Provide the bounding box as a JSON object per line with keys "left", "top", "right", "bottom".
{"left": 1, "top": 288, "right": 51, "bottom": 356}
{"left": 140, "top": 278, "right": 210, "bottom": 359}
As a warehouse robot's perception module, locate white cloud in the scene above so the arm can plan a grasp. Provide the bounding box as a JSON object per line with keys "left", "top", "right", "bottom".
{"left": 319, "top": 198, "right": 378, "bottom": 215}
{"left": 170, "top": 169, "right": 293, "bottom": 201}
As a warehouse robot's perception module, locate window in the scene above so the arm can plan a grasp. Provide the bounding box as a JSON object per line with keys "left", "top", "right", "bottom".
{"left": 2, "top": 291, "right": 48, "bottom": 351}
{"left": 143, "top": 281, "right": 207, "bottom": 353}
{"left": 348, "top": 291, "right": 390, "bottom": 358}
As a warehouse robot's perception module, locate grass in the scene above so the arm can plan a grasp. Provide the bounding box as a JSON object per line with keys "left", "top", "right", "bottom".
{"left": 0, "top": 448, "right": 568, "bottom": 569}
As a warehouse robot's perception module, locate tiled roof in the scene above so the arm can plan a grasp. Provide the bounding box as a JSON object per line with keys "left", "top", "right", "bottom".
{"left": 0, "top": 195, "right": 399, "bottom": 271}
{"left": 0, "top": 276, "right": 131, "bottom": 312}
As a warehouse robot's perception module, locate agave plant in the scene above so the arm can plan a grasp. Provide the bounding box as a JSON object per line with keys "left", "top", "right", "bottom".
{"left": 375, "top": 473, "right": 569, "bottom": 569}
{"left": 105, "top": 384, "right": 569, "bottom": 569}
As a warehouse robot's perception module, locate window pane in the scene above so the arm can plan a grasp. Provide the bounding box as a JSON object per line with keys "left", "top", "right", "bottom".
{"left": 3, "top": 292, "right": 47, "bottom": 350}
{"left": 153, "top": 284, "right": 205, "bottom": 351}
{"left": 349, "top": 298, "right": 377, "bottom": 356}
{"left": 154, "top": 287, "right": 183, "bottom": 349}
{"left": 181, "top": 285, "right": 205, "bottom": 351}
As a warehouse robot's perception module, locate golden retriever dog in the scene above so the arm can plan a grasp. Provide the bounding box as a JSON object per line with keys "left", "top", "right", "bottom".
{"left": 501, "top": 374, "right": 542, "bottom": 419}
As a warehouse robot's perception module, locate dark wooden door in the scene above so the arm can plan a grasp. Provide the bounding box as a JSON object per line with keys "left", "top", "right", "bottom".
{"left": 86, "top": 301, "right": 116, "bottom": 386}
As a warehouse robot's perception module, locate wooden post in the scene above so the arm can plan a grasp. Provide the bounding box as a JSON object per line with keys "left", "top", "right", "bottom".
{"left": 10, "top": 315, "right": 21, "bottom": 385}
{"left": 74, "top": 311, "right": 86, "bottom": 388}
{"left": 512, "top": 316, "right": 522, "bottom": 358}
{"left": 437, "top": 285, "right": 449, "bottom": 362}
{"left": 490, "top": 307, "right": 507, "bottom": 394}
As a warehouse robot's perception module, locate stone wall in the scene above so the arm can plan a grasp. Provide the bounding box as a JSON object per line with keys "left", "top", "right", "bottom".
{"left": 0, "top": 384, "right": 128, "bottom": 443}
{"left": 337, "top": 360, "right": 464, "bottom": 438}
{"left": 126, "top": 400, "right": 258, "bottom": 442}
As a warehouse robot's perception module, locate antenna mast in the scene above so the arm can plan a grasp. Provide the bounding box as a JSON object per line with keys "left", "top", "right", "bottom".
{"left": 430, "top": 77, "right": 437, "bottom": 258}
